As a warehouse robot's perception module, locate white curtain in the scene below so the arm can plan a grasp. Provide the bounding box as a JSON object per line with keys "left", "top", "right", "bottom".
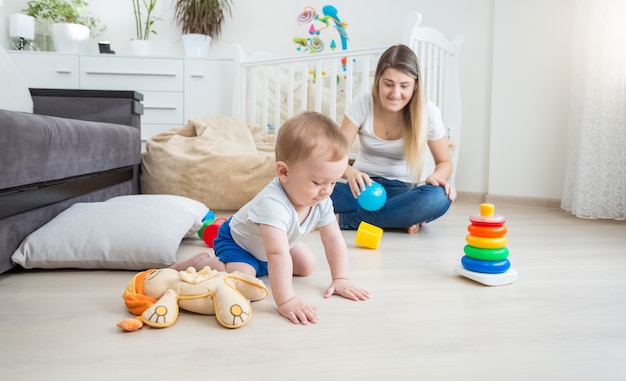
{"left": 561, "top": 0, "right": 626, "bottom": 220}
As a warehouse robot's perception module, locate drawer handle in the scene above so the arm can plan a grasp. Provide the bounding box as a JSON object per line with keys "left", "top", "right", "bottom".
{"left": 85, "top": 71, "right": 177, "bottom": 77}
{"left": 145, "top": 106, "right": 177, "bottom": 110}
{"left": 56, "top": 70, "right": 72, "bottom": 74}
{"left": 190, "top": 74, "right": 205, "bottom": 78}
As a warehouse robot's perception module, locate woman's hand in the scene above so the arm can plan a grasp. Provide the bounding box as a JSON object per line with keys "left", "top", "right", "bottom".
{"left": 344, "top": 166, "right": 372, "bottom": 199}
{"left": 425, "top": 174, "right": 456, "bottom": 201}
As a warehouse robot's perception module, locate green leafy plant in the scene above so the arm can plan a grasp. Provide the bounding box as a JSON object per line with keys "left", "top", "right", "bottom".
{"left": 173, "top": 0, "right": 233, "bottom": 39}
{"left": 132, "top": 0, "right": 159, "bottom": 40}
{"left": 23, "top": 0, "right": 104, "bottom": 36}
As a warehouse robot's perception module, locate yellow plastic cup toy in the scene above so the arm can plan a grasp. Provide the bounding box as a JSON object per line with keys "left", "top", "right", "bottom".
{"left": 355, "top": 221, "right": 383, "bottom": 249}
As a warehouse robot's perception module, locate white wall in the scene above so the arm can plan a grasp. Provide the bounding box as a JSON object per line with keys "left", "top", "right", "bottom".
{"left": 0, "top": 0, "right": 573, "bottom": 201}
{"left": 489, "top": 0, "right": 572, "bottom": 200}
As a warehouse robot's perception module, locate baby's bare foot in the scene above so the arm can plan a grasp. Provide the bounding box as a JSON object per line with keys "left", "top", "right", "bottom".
{"left": 170, "top": 251, "right": 214, "bottom": 271}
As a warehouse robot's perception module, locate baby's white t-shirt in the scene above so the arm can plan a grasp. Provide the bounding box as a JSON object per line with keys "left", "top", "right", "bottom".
{"left": 229, "top": 178, "right": 336, "bottom": 261}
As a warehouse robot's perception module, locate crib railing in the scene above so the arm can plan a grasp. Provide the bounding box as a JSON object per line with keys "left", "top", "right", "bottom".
{"left": 403, "top": 11, "right": 465, "bottom": 185}
{"left": 232, "top": 11, "right": 464, "bottom": 185}
{"left": 232, "top": 45, "right": 387, "bottom": 131}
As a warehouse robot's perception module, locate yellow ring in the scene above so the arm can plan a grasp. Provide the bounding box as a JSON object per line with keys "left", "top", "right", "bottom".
{"left": 466, "top": 234, "right": 508, "bottom": 249}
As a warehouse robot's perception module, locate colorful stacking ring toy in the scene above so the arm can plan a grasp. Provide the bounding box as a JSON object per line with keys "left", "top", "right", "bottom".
{"left": 455, "top": 203, "right": 517, "bottom": 285}
{"left": 461, "top": 256, "right": 511, "bottom": 274}
{"left": 463, "top": 245, "right": 509, "bottom": 261}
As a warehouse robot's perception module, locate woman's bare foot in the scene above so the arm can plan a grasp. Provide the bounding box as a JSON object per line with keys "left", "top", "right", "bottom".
{"left": 407, "top": 222, "right": 426, "bottom": 234}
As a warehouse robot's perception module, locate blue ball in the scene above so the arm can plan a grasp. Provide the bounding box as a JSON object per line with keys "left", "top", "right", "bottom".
{"left": 357, "top": 181, "right": 387, "bottom": 211}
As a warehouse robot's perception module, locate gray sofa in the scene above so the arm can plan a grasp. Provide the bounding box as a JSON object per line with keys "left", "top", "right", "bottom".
{"left": 0, "top": 89, "right": 143, "bottom": 274}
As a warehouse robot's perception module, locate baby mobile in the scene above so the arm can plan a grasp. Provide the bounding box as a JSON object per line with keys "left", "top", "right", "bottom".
{"left": 293, "top": 5, "right": 349, "bottom": 54}
{"left": 293, "top": 5, "right": 352, "bottom": 91}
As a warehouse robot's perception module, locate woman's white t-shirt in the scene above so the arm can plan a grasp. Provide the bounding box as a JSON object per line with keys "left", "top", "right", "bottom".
{"left": 345, "top": 92, "right": 446, "bottom": 183}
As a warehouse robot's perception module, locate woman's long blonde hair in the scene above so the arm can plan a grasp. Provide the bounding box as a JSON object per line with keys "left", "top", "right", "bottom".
{"left": 372, "top": 44, "right": 427, "bottom": 184}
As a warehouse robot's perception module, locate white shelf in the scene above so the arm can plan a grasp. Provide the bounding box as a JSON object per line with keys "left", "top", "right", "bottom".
{"left": 7, "top": 51, "right": 234, "bottom": 143}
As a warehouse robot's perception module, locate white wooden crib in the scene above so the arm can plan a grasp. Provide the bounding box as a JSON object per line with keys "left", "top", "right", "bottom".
{"left": 232, "top": 11, "right": 464, "bottom": 185}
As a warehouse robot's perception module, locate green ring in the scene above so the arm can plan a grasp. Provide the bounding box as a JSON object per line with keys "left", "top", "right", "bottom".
{"left": 463, "top": 245, "right": 509, "bottom": 261}
{"left": 196, "top": 219, "right": 213, "bottom": 238}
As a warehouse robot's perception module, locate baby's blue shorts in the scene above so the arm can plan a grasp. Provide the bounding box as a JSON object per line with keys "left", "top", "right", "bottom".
{"left": 213, "top": 218, "right": 269, "bottom": 277}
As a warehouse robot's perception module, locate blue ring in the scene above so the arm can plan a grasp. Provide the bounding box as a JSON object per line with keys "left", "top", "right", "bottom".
{"left": 461, "top": 256, "right": 511, "bottom": 274}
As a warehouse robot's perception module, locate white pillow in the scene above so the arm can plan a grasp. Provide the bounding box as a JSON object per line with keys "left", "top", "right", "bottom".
{"left": 11, "top": 195, "right": 209, "bottom": 270}
{"left": 0, "top": 46, "right": 33, "bottom": 113}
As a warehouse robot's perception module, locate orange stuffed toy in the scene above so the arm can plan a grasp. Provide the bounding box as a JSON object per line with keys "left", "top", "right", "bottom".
{"left": 117, "top": 266, "right": 269, "bottom": 330}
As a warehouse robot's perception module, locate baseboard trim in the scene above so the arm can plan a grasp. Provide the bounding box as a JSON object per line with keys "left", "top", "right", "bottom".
{"left": 485, "top": 194, "right": 561, "bottom": 209}
{"left": 456, "top": 192, "right": 561, "bottom": 209}
{"left": 454, "top": 192, "right": 486, "bottom": 204}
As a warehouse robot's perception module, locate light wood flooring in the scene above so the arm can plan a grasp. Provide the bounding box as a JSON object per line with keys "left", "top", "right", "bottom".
{"left": 1, "top": 199, "right": 625, "bottom": 380}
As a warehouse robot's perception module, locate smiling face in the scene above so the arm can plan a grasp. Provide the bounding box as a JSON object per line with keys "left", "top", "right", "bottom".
{"left": 377, "top": 67, "right": 417, "bottom": 113}
{"left": 277, "top": 147, "right": 348, "bottom": 211}
{"left": 371, "top": 44, "right": 421, "bottom": 116}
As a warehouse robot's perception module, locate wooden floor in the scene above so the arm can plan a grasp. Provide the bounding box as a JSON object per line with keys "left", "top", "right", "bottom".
{"left": 1, "top": 200, "right": 625, "bottom": 380}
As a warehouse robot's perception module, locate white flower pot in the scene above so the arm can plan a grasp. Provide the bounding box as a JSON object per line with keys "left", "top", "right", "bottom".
{"left": 50, "top": 23, "right": 90, "bottom": 54}
{"left": 182, "top": 34, "right": 212, "bottom": 58}
{"left": 130, "top": 39, "right": 152, "bottom": 56}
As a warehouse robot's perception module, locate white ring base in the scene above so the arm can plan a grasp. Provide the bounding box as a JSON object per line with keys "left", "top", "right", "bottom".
{"left": 454, "top": 265, "right": 518, "bottom": 286}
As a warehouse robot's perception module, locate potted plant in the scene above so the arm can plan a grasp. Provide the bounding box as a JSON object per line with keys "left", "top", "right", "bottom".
{"left": 23, "top": 0, "right": 104, "bottom": 53}
{"left": 173, "top": 0, "right": 233, "bottom": 57}
{"left": 131, "top": 0, "right": 159, "bottom": 55}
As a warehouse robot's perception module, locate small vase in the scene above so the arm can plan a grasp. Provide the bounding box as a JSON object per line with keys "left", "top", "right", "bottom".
{"left": 35, "top": 19, "right": 54, "bottom": 51}
{"left": 182, "top": 34, "right": 212, "bottom": 58}
{"left": 51, "top": 23, "right": 90, "bottom": 54}
{"left": 130, "top": 39, "right": 152, "bottom": 56}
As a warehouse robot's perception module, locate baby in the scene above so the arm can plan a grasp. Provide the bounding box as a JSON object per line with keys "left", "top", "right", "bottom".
{"left": 171, "top": 111, "right": 369, "bottom": 324}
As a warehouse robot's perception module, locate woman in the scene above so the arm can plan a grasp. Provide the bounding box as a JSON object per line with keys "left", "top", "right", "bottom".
{"left": 331, "top": 44, "right": 455, "bottom": 234}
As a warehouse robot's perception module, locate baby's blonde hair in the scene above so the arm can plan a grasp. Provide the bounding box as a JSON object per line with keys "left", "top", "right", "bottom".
{"left": 275, "top": 111, "right": 349, "bottom": 164}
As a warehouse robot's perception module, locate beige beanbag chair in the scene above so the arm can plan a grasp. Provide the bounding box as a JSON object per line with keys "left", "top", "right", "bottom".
{"left": 141, "top": 116, "right": 276, "bottom": 210}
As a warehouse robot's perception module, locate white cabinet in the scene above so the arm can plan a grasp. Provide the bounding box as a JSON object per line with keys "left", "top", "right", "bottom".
{"left": 141, "top": 92, "right": 185, "bottom": 124}
{"left": 7, "top": 52, "right": 79, "bottom": 89}
{"left": 140, "top": 91, "right": 185, "bottom": 141}
{"left": 79, "top": 56, "right": 183, "bottom": 91}
{"left": 184, "top": 58, "right": 234, "bottom": 121}
{"left": 6, "top": 52, "right": 234, "bottom": 142}
{"left": 80, "top": 56, "right": 185, "bottom": 141}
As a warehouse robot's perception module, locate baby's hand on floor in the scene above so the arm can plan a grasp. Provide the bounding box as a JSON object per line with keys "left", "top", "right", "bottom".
{"left": 325, "top": 279, "right": 370, "bottom": 301}
{"left": 277, "top": 297, "right": 318, "bottom": 325}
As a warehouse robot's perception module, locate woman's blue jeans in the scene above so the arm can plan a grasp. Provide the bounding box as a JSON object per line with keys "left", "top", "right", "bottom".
{"left": 330, "top": 177, "right": 452, "bottom": 230}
